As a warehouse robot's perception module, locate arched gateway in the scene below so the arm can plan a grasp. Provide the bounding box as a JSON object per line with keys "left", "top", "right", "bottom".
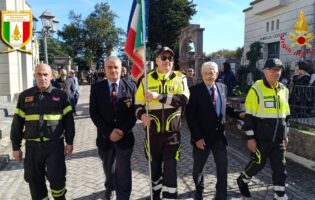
{"left": 178, "top": 24, "right": 205, "bottom": 83}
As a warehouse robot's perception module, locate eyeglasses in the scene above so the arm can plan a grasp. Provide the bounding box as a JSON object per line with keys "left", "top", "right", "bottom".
{"left": 160, "top": 55, "right": 174, "bottom": 61}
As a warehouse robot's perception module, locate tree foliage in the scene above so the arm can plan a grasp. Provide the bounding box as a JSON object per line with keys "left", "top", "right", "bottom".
{"left": 38, "top": 37, "right": 68, "bottom": 64}
{"left": 208, "top": 49, "right": 238, "bottom": 59}
{"left": 147, "top": 0, "right": 197, "bottom": 51}
{"left": 58, "top": 3, "right": 123, "bottom": 69}
{"left": 246, "top": 41, "right": 263, "bottom": 81}
{"left": 204, "top": 47, "right": 243, "bottom": 61}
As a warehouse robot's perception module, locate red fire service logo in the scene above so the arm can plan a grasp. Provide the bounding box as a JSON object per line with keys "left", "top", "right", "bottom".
{"left": 280, "top": 10, "right": 314, "bottom": 57}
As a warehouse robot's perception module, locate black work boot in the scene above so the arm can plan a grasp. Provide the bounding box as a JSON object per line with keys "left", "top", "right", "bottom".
{"left": 194, "top": 189, "right": 203, "bottom": 200}
{"left": 237, "top": 176, "right": 251, "bottom": 197}
{"left": 104, "top": 190, "right": 113, "bottom": 200}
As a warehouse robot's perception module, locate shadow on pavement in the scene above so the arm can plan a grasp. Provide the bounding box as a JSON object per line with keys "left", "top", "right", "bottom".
{"left": 135, "top": 191, "right": 195, "bottom": 200}
{"left": 72, "top": 190, "right": 105, "bottom": 200}
{"left": 66, "top": 148, "right": 98, "bottom": 160}
{"left": 73, "top": 103, "right": 91, "bottom": 120}
{"left": 1, "top": 159, "right": 24, "bottom": 171}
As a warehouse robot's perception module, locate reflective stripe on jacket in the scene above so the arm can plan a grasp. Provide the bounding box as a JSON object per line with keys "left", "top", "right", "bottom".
{"left": 243, "top": 79, "right": 290, "bottom": 142}
{"left": 10, "top": 85, "right": 75, "bottom": 150}
{"left": 135, "top": 70, "right": 189, "bottom": 134}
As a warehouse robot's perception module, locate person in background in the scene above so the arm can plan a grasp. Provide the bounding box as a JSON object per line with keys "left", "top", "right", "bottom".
{"left": 69, "top": 70, "right": 80, "bottom": 115}
{"left": 292, "top": 60, "right": 311, "bottom": 86}
{"left": 121, "top": 66, "right": 128, "bottom": 78}
{"left": 56, "top": 69, "right": 76, "bottom": 115}
{"left": 237, "top": 58, "right": 290, "bottom": 199}
{"left": 289, "top": 60, "right": 312, "bottom": 116}
{"left": 186, "top": 67, "right": 195, "bottom": 88}
{"left": 89, "top": 56, "right": 137, "bottom": 200}
{"left": 221, "top": 62, "right": 237, "bottom": 97}
{"left": 10, "top": 64, "right": 75, "bottom": 200}
{"left": 121, "top": 66, "right": 134, "bottom": 82}
{"left": 55, "top": 69, "right": 68, "bottom": 91}
{"left": 186, "top": 61, "right": 244, "bottom": 200}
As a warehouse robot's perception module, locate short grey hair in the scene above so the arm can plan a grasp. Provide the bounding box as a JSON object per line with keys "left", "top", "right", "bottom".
{"left": 104, "top": 56, "right": 122, "bottom": 67}
{"left": 201, "top": 61, "right": 219, "bottom": 73}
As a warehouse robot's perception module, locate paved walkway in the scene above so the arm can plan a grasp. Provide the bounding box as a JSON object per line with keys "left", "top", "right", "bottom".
{"left": 1, "top": 85, "right": 315, "bottom": 200}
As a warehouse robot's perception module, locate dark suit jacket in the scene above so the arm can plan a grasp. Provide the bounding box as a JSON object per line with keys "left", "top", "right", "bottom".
{"left": 186, "top": 82, "right": 240, "bottom": 148}
{"left": 89, "top": 79, "right": 137, "bottom": 150}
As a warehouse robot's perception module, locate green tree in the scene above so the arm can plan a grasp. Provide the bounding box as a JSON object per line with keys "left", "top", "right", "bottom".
{"left": 148, "top": 0, "right": 197, "bottom": 51}
{"left": 38, "top": 37, "right": 68, "bottom": 64}
{"left": 235, "top": 46, "right": 244, "bottom": 60}
{"left": 59, "top": 2, "right": 124, "bottom": 69}
{"left": 207, "top": 47, "right": 243, "bottom": 59}
{"left": 246, "top": 41, "right": 263, "bottom": 81}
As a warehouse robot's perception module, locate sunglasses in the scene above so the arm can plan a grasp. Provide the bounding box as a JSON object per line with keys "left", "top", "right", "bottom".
{"left": 160, "top": 55, "right": 174, "bottom": 61}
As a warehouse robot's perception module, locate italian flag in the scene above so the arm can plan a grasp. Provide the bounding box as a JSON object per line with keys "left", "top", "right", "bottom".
{"left": 125, "top": 0, "right": 147, "bottom": 81}
{"left": 3, "top": 22, "right": 30, "bottom": 46}
{"left": 2, "top": 12, "right": 31, "bottom": 48}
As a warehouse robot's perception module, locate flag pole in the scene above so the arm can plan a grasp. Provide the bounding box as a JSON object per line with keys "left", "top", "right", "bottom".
{"left": 141, "top": 0, "right": 153, "bottom": 199}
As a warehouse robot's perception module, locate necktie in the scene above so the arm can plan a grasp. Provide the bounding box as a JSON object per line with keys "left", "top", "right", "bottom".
{"left": 111, "top": 83, "right": 117, "bottom": 110}
{"left": 211, "top": 86, "right": 216, "bottom": 108}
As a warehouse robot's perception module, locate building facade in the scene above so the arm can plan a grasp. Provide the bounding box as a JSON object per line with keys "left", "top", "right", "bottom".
{"left": 0, "top": 0, "right": 38, "bottom": 102}
{"left": 243, "top": 0, "right": 315, "bottom": 69}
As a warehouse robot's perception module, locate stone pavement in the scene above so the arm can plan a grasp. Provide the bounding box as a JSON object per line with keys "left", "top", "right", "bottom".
{"left": 1, "top": 85, "right": 315, "bottom": 200}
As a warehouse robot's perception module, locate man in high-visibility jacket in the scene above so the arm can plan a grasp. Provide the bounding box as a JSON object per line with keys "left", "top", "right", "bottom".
{"left": 10, "top": 64, "right": 75, "bottom": 200}
{"left": 237, "top": 58, "right": 290, "bottom": 200}
{"left": 135, "top": 47, "right": 189, "bottom": 200}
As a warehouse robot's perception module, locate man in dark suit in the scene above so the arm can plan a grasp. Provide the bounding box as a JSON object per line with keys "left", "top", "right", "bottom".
{"left": 186, "top": 61, "right": 244, "bottom": 200}
{"left": 89, "top": 56, "right": 137, "bottom": 200}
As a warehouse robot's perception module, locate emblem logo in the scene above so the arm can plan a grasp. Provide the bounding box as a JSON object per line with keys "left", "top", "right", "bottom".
{"left": 1, "top": 11, "right": 32, "bottom": 54}
{"left": 289, "top": 10, "right": 313, "bottom": 48}
{"left": 52, "top": 96, "right": 61, "bottom": 102}
{"left": 280, "top": 10, "right": 315, "bottom": 57}
{"left": 25, "top": 96, "right": 34, "bottom": 102}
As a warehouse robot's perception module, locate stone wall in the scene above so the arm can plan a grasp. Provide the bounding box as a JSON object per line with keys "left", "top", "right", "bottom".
{"left": 287, "top": 128, "right": 315, "bottom": 161}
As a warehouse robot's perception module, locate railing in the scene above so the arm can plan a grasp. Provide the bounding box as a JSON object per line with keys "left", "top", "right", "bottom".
{"left": 288, "top": 85, "right": 315, "bottom": 130}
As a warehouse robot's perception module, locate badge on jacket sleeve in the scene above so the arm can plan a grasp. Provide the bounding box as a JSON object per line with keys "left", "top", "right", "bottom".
{"left": 52, "top": 96, "right": 61, "bottom": 102}
{"left": 25, "top": 96, "right": 34, "bottom": 102}
{"left": 124, "top": 98, "right": 132, "bottom": 108}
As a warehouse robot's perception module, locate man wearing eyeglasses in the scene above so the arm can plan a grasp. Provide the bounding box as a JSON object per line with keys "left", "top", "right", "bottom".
{"left": 135, "top": 47, "right": 190, "bottom": 199}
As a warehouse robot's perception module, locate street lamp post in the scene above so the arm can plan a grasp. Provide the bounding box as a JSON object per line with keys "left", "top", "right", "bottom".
{"left": 39, "top": 10, "right": 59, "bottom": 64}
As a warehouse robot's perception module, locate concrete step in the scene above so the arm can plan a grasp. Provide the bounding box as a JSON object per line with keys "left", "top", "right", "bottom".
{"left": 0, "top": 134, "right": 12, "bottom": 170}
{"left": 0, "top": 102, "right": 16, "bottom": 117}
{"left": 0, "top": 119, "right": 12, "bottom": 139}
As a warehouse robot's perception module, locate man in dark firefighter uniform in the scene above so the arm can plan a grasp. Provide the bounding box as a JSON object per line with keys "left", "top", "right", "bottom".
{"left": 11, "top": 64, "right": 75, "bottom": 200}
{"left": 135, "top": 47, "right": 189, "bottom": 199}
{"left": 237, "top": 58, "right": 290, "bottom": 200}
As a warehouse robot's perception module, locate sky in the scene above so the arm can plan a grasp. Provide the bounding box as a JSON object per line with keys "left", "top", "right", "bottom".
{"left": 27, "top": 0, "right": 251, "bottom": 54}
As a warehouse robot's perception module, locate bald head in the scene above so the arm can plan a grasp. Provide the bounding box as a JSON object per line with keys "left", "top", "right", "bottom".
{"left": 34, "top": 64, "right": 53, "bottom": 91}
{"left": 59, "top": 69, "right": 67, "bottom": 77}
